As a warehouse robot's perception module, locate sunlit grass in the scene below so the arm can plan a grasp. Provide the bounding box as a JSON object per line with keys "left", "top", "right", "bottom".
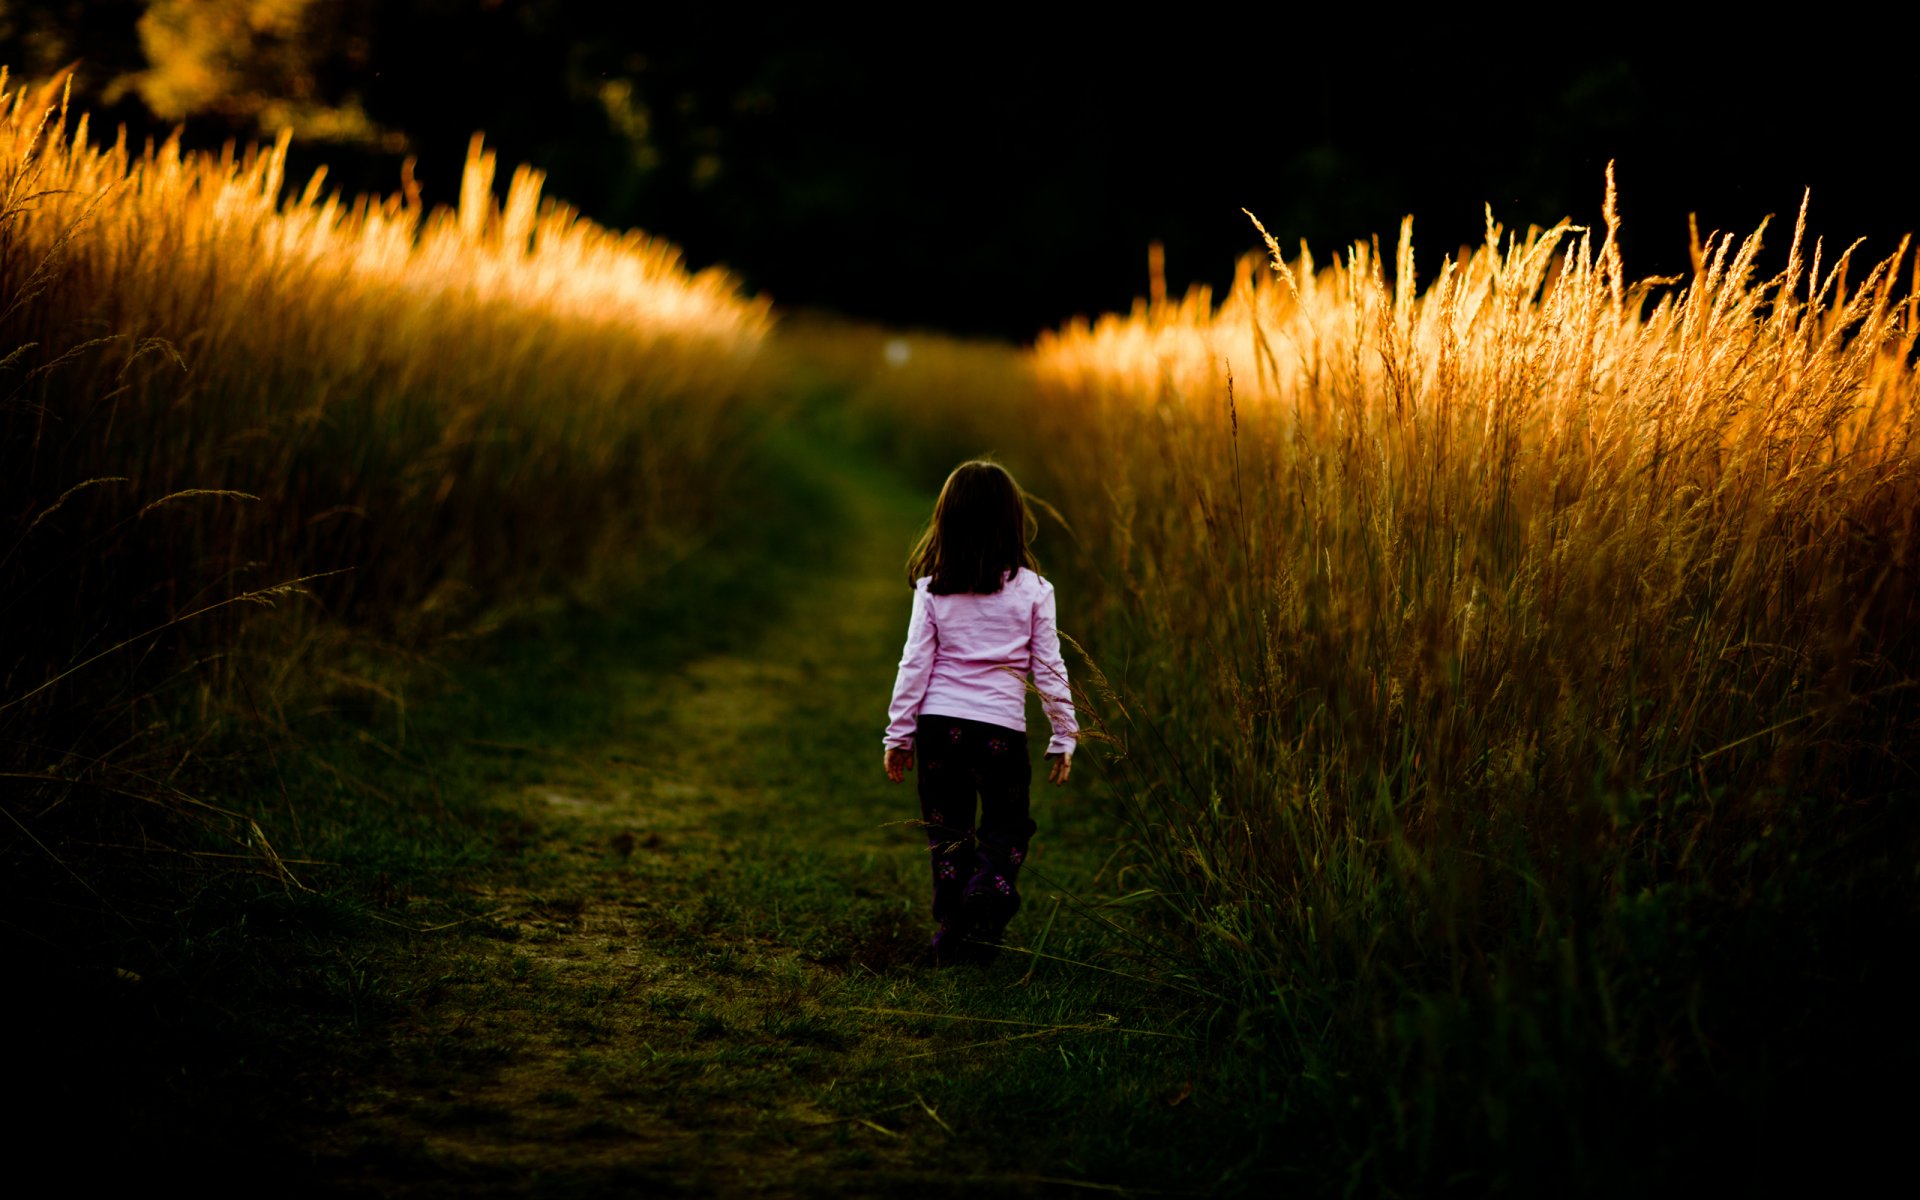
{"left": 1, "top": 69, "right": 769, "bottom": 739}
{"left": 0, "top": 67, "right": 775, "bottom": 916}
{"left": 864, "top": 169, "right": 1920, "bottom": 1186}
{"left": 6, "top": 51, "right": 1914, "bottom": 1187}
{"left": 1030, "top": 173, "right": 1916, "bottom": 976}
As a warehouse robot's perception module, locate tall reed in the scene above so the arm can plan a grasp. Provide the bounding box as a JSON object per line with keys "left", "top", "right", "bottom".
{"left": 1016, "top": 172, "right": 1917, "bottom": 1183}
{"left": 1, "top": 69, "right": 767, "bottom": 823}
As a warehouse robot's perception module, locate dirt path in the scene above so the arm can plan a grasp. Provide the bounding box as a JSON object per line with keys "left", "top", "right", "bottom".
{"left": 304, "top": 448, "right": 1156, "bottom": 1196}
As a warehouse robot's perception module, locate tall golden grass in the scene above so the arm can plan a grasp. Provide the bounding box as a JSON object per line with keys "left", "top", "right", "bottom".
{"left": 1, "top": 69, "right": 767, "bottom": 777}
{"left": 5, "top": 67, "right": 771, "bottom": 840}
{"left": 1036, "top": 175, "right": 1920, "bottom": 990}
{"left": 969, "top": 172, "right": 1918, "bottom": 1175}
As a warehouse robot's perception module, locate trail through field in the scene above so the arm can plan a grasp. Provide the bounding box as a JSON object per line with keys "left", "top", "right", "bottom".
{"left": 304, "top": 439, "right": 1179, "bottom": 1197}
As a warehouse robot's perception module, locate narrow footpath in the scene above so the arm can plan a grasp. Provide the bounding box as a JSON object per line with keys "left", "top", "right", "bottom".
{"left": 304, "top": 440, "right": 1198, "bottom": 1197}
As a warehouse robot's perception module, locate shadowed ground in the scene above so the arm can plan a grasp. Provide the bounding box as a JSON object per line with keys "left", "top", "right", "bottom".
{"left": 287, "top": 434, "right": 1217, "bottom": 1196}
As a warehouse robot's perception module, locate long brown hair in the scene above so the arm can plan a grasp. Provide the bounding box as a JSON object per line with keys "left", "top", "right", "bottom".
{"left": 906, "top": 460, "right": 1040, "bottom": 594}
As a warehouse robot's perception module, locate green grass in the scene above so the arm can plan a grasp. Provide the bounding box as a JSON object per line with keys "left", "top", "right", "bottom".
{"left": 8, "top": 414, "right": 1274, "bottom": 1196}
{"left": 19, "top": 327, "right": 1911, "bottom": 1197}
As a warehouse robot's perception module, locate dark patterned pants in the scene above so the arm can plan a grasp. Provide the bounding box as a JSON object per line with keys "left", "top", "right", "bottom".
{"left": 914, "top": 714, "right": 1036, "bottom": 959}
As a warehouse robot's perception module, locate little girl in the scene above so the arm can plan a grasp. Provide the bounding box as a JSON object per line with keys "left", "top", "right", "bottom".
{"left": 883, "top": 459, "right": 1077, "bottom": 966}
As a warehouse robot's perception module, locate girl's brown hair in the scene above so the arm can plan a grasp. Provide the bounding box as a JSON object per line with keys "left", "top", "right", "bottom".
{"left": 906, "top": 460, "right": 1040, "bottom": 595}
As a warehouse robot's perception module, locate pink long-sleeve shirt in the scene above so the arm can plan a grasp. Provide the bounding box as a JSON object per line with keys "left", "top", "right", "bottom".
{"left": 884, "top": 567, "right": 1079, "bottom": 757}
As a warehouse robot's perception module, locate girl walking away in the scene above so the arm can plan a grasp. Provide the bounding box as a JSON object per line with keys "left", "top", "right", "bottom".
{"left": 883, "top": 460, "right": 1078, "bottom": 966}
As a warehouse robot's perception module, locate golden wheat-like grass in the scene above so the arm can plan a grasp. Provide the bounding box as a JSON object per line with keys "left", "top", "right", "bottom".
{"left": 5, "top": 66, "right": 771, "bottom": 664}
{"left": 1017, "top": 168, "right": 1918, "bottom": 993}
{"left": 1, "top": 70, "right": 770, "bottom": 729}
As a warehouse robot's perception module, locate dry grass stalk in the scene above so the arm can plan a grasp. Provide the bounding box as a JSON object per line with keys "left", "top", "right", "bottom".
{"left": 1019, "top": 166, "right": 1917, "bottom": 995}
{"left": 0, "top": 67, "right": 769, "bottom": 857}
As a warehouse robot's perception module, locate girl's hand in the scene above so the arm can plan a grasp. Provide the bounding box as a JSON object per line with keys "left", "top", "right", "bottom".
{"left": 1047, "top": 753, "right": 1071, "bottom": 786}
{"left": 884, "top": 748, "right": 914, "bottom": 784}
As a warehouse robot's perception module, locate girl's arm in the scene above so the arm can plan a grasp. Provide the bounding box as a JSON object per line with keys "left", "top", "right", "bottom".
{"left": 1047, "top": 753, "right": 1071, "bottom": 785}
{"left": 1031, "top": 582, "right": 1079, "bottom": 764}
{"left": 883, "top": 582, "right": 937, "bottom": 766}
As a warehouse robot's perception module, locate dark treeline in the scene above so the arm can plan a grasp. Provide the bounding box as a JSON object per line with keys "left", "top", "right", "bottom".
{"left": 3, "top": 3, "right": 1912, "bottom": 340}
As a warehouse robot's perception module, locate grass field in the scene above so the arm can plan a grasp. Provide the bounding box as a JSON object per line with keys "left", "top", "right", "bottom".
{"left": 0, "top": 67, "right": 765, "bottom": 717}
{"left": 1, "top": 65, "right": 766, "bottom": 938}
{"left": 18, "top": 414, "right": 1281, "bottom": 1196}
{"left": 1004, "top": 179, "right": 1918, "bottom": 1190}
{"left": 4, "top": 73, "right": 1915, "bottom": 1197}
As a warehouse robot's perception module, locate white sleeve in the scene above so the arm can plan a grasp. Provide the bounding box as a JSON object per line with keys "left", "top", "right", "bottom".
{"left": 1030, "top": 583, "right": 1078, "bottom": 756}
{"left": 883, "top": 583, "right": 936, "bottom": 750}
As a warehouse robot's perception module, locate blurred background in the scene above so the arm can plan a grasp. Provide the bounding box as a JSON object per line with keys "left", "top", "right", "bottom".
{"left": 3, "top": 1, "right": 1909, "bottom": 340}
